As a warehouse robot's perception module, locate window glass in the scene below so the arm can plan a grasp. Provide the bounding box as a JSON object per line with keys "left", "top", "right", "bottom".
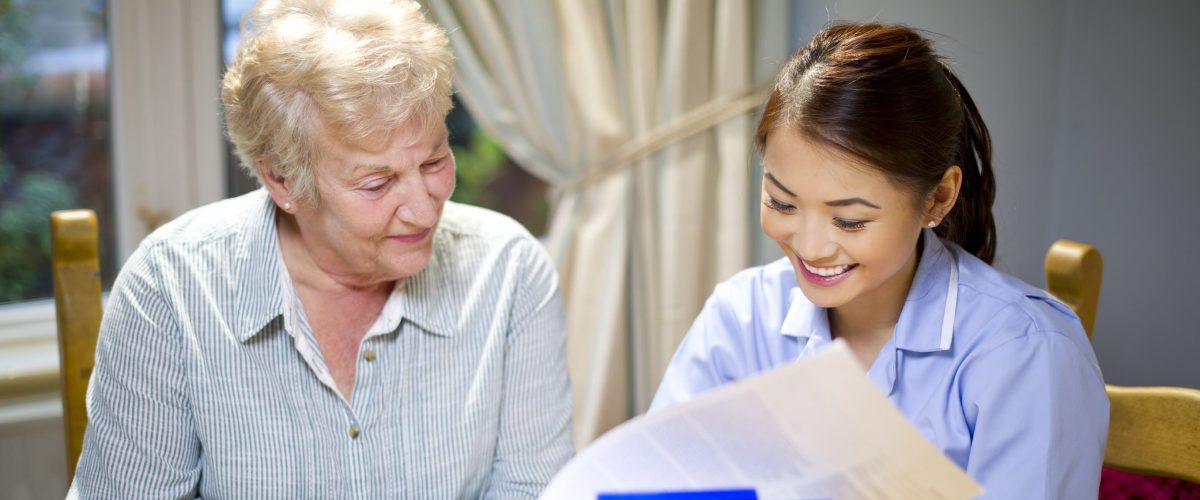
{"left": 0, "top": 0, "right": 112, "bottom": 304}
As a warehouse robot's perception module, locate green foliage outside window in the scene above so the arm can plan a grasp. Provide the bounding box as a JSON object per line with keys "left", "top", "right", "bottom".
{"left": 0, "top": 0, "right": 81, "bottom": 303}
{"left": 0, "top": 158, "right": 75, "bottom": 302}
{"left": 450, "top": 129, "right": 506, "bottom": 208}
{"left": 449, "top": 128, "right": 549, "bottom": 235}
{"left": 0, "top": 0, "right": 34, "bottom": 105}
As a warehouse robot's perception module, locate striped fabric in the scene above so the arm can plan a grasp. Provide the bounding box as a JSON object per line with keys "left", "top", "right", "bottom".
{"left": 68, "top": 190, "right": 574, "bottom": 499}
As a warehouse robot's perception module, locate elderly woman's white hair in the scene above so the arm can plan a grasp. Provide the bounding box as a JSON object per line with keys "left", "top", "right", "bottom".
{"left": 221, "top": 0, "right": 454, "bottom": 208}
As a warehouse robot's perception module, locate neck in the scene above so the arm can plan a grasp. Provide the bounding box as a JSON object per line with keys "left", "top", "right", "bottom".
{"left": 829, "top": 239, "right": 923, "bottom": 343}
{"left": 276, "top": 210, "right": 394, "bottom": 296}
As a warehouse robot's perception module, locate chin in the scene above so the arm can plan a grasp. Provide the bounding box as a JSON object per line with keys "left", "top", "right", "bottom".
{"left": 798, "top": 287, "right": 848, "bottom": 309}
{"left": 792, "top": 271, "right": 856, "bottom": 309}
{"left": 387, "top": 252, "right": 433, "bottom": 279}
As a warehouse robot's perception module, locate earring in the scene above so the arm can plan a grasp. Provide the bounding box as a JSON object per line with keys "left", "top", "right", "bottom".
{"left": 927, "top": 220, "right": 937, "bottom": 228}
{"left": 282, "top": 201, "right": 292, "bottom": 211}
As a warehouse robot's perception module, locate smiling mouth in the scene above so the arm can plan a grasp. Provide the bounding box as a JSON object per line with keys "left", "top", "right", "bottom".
{"left": 801, "top": 260, "right": 858, "bottom": 277}
{"left": 388, "top": 228, "right": 431, "bottom": 244}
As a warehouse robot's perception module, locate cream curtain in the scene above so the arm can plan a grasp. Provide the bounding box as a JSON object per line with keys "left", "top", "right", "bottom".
{"left": 426, "top": 0, "right": 791, "bottom": 446}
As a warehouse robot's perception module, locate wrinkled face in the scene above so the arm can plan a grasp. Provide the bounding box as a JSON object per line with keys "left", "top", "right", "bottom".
{"left": 293, "top": 122, "right": 455, "bottom": 285}
{"left": 760, "top": 130, "right": 925, "bottom": 310}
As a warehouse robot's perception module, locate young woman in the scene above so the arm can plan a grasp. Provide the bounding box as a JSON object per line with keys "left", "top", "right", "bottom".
{"left": 651, "top": 23, "right": 1108, "bottom": 498}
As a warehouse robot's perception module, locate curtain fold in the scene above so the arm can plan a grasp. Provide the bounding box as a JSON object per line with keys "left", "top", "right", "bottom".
{"left": 427, "top": 0, "right": 791, "bottom": 446}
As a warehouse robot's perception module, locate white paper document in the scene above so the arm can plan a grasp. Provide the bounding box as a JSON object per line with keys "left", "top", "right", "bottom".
{"left": 541, "top": 341, "right": 982, "bottom": 500}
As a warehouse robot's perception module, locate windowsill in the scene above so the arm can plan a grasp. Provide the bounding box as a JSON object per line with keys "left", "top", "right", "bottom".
{"left": 0, "top": 299, "right": 57, "bottom": 342}
{"left": 0, "top": 300, "right": 62, "bottom": 401}
{"left": 0, "top": 395, "right": 62, "bottom": 427}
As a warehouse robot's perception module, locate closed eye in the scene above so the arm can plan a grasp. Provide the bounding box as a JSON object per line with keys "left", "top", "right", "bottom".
{"left": 421, "top": 156, "right": 449, "bottom": 172}
{"left": 833, "top": 217, "right": 868, "bottom": 231}
{"left": 763, "top": 197, "right": 796, "bottom": 214}
{"left": 361, "top": 178, "right": 391, "bottom": 193}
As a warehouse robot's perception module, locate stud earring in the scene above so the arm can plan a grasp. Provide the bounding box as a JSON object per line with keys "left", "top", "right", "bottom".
{"left": 927, "top": 220, "right": 937, "bottom": 228}
{"left": 282, "top": 202, "right": 292, "bottom": 211}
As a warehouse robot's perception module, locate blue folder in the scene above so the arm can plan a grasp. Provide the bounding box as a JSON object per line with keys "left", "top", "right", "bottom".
{"left": 597, "top": 489, "right": 758, "bottom": 500}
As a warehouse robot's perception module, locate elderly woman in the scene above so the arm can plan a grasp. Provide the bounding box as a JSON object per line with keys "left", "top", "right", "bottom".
{"left": 68, "top": 1, "right": 572, "bottom": 498}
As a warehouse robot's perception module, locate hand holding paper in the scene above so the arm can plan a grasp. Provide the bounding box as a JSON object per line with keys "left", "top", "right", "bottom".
{"left": 541, "top": 341, "right": 982, "bottom": 500}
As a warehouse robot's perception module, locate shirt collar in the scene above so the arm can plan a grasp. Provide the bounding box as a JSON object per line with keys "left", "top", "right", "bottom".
{"left": 395, "top": 226, "right": 459, "bottom": 337}
{"left": 777, "top": 229, "right": 958, "bottom": 354}
{"left": 233, "top": 190, "right": 459, "bottom": 342}
{"left": 893, "top": 229, "right": 958, "bottom": 353}
{"left": 780, "top": 287, "right": 830, "bottom": 342}
{"left": 234, "top": 191, "right": 285, "bottom": 342}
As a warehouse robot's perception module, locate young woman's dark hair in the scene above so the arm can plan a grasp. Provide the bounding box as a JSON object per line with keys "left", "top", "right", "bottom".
{"left": 755, "top": 22, "right": 997, "bottom": 263}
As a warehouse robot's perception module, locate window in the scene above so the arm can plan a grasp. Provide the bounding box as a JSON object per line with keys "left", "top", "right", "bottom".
{"left": 1, "top": 0, "right": 224, "bottom": 399}
{"left": 0, "top": 0, "right": 112, "bottom": 306}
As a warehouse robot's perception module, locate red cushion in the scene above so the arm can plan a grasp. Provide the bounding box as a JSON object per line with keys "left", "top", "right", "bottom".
{"left": 1099, "top": 466, "right": 1200, "bottom": 499}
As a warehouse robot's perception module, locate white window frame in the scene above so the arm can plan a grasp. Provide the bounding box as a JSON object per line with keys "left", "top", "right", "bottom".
{"left": 0, "top": 1, "right": 225, "bottom": 412}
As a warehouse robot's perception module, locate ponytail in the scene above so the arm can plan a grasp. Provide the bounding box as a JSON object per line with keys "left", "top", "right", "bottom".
{"left": 937, "top": 66, "right": 997, "bottom": 264}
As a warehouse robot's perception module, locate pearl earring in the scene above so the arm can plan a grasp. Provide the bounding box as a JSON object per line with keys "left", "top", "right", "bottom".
{"left": 282, "top": 202, "right": 292, "bottom": 211}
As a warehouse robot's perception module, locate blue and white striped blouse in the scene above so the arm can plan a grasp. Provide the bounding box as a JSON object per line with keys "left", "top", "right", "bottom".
{"left": 69, "top": 189, "right": 573, "bottom": 499}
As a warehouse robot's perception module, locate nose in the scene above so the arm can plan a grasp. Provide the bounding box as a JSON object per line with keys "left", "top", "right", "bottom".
{"left": 791, "top": 217, "right": 838, "bottom": 263}
{"left": 393, "top": 174, "right": 438, "bottom": 227}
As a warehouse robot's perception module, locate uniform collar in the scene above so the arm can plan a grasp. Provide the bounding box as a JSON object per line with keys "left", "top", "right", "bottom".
{"left": 233, "top": 190, "right": 459, "bottom": 342}
{"left": 780, "top": 287, "right": 830, "bottom": 342}
{"left": 893, "top": 229, "right": 958, "bottom": 353}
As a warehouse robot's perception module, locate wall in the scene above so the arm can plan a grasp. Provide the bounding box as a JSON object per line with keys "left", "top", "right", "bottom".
{"left": 1049, "top": 0, "right": 1200, "bottom": 387}
{"left": 0, "top": 399, "right": 67, "bottom": 500}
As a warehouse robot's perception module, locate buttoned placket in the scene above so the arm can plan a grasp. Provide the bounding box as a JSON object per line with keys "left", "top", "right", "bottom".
{"left": 348, "top": 333, "right": 384, "bottom": 436}
{"left": 350, "top": 282, "right": 407, "bottom": 498}
{"left": 345, "top": 331, "right": 395, "bottom": 499}
{"left": 276, "top": 251, "right": 395, "bottom": 496}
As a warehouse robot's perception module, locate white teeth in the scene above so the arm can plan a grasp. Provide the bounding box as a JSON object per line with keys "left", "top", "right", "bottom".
{"left": 802, "top": 260, "right": 852, "bottom": 277}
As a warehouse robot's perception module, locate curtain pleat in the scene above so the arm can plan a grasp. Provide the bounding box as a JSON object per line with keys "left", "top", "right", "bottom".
{"left": 426, "top": 0, "right": 791, "bottom": 447}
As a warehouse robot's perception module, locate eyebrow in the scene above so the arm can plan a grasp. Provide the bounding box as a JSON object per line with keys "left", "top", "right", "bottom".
{"left": 764, "top": 172, "right": 796, "bottom": 197}
{"left": 351, "top": 163, "right": 392, "bottom": 175}
{"left": 765, "top": 172, "right": 882, "bottom": 209}
{"left": 825, "top": 197, "right": 881, "bottom": 209}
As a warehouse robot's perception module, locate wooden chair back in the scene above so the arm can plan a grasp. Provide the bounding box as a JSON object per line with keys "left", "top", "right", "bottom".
{"left": 1104, "top": 385, "right": 1200, "bottom": 483}
{"left": 50, "top": 209, "right": 103, "bottom": 479}
{"left": 1044, "top": 239, "right": 1103, "bottom": 339}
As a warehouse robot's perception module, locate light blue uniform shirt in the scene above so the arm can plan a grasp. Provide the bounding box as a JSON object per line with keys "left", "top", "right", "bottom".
{"left": 69, "top": 189, "right": 573, "bottom": 499}
{"left": 651, "top": 230, "right": 1109, "bottom": 499}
